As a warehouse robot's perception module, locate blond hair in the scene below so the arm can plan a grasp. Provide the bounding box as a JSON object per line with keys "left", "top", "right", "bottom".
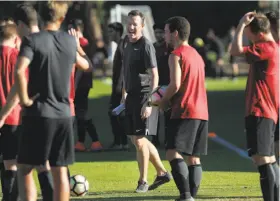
{"left": 42, "top": 1, "right": 69, "bottom": 23}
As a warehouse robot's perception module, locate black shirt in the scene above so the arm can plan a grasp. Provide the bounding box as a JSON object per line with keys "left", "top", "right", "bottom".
{"left": 123, "top": 36, "right": 157, "bottom": 94}
{"left": 111, "top": 36, "right": 128, "bottom": 96}
{"left": 19, "top": 30, "right": 77, "bottom": 118}
{"left": 153, "top": 41, "right": 172, "bottom": 85}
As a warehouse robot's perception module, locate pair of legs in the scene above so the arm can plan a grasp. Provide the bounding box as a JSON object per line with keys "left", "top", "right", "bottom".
{"left": 109, "top": 93, "right": 128, "bottom": 149}
{"left": 17, "top": 116, "right": 74, "bottom": 201}
{"left": 125, "top": 94, "right": 171, "bottom": 192}
{"left": 166, "top": 118, "right": 208, "bottom": 201}
{"left": 74, "top": 87, "right": 102, "bottom": 151}
{"left": 246, "top": 116, "right": 279, "bottom": 201}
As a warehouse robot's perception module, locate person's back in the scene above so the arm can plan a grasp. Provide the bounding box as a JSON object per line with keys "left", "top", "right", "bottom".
{"left": 0, "top": 45, "right": 20, "bottom": 124}
{"left": 171, "top": 45, "right": 208, "bottom": 120}
{"left": 22, "top": 30, "right": 76, "bottom": 117}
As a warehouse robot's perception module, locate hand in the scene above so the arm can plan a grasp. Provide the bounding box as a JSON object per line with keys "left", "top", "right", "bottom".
{"left": 239, "top": 12, "right": 255, "bottom": 26}
{"left": 21, "top": 93, "right": 39, "bottom": 107}
{"left": 141, "top": 105, "right": 152, "bottom": 119}
{"left": 68, "top": 28, "right": 80, "bottom": 48}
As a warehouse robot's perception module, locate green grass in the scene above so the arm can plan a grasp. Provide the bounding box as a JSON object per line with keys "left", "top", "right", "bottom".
{"left": 39, "top": 77, "right": 262, "bottom": 200}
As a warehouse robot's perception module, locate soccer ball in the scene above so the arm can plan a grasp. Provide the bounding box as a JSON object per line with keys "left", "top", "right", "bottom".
{"left": 70, "top": 175, "right": 89, "bottom": 197}
{"left": 151, "top": 85, "right": 167, "bottom": 105}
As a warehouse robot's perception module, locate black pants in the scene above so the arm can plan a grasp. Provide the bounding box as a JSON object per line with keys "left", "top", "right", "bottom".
{"left": 75, "top": 87, "right": 99, "bottom": 143}
{"left": 109, "top": 93, "right": 127, "bottom": 145}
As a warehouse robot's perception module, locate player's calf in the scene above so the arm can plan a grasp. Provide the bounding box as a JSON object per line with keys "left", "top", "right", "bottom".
{"left": 17, "top": 164, "right": 37, "bottom": 201}
{"left": 51, "top": 166, "right": 70, "bottom": 201}
{"left": 36, "top": 161, "right": 53, "bottom": 201}
{"left": 3, "top": 159, "right": 18, "bottom": 201}
{"left": 185, "top": 156, "right": 202, "bottom": 198}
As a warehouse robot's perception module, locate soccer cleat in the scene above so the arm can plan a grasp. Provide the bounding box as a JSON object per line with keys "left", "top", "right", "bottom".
{"left": 148, "top": 172, "right": 172, "bottom": 190}
{"left": 74, "top": 142, "right": 86, "bottom": 152}
{"left": 135, "top": 181, "right": 149, "bottom": 193}
{"left": 90, "top": 141, "right": 103, "bottom": 152}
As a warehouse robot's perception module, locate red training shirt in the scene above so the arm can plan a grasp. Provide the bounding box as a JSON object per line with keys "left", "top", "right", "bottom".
{"left": 170, "top": 45, "right": 208, "bottom": 120}
{"left": 0, "top": 45, "right": 21, "bottom": 125}
{"left": 243, "top": 41, "right": 279, "bottom": 123}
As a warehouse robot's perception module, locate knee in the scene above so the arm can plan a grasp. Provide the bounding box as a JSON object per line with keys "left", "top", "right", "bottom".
{"left": 252, "top": 155, "right": 273, "bottom": 166}
{"left": 3, "top": 160, "right": 17, "bottom": 171}
{"left": 35, "top": 161, "right": 51, "bottom": 173}
{"left": 133, "top": 137, "right": 146, "bottom": 150}
{"left": 166, "top": 149, "right": 182, "bottom": 162}
{"left": 186, "top": 156, "right": 201, "bottom": 166}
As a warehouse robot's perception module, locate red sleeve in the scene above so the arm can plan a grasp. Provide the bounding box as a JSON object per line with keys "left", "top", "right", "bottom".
{"left": 172, "top": 48, "right": 181, "bottom": 57}
{"left": 243, "top": 43, "right": 271, "bottom": 64}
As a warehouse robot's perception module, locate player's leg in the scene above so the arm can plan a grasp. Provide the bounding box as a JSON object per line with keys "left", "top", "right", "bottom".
{"left": 109, "top": 93, "right": 122, "bottom": 149}
{"left": 17, "top": 117, "right": 46, "bottom": 201}
{"left": 185, "top": 120, "right": 208, "bottom": 198}
{"left": 151, "top": 116, "right": 160, "bottom": 147}
{"left": 74, "top": 90, "right": 87, "bottom": 152}
{"left": 48, "top": 117, "right": 74, "bottom": 201}
{"left": 1, "top": 125, "right": 21, "bottom": 201}
{"left": 85, "top": 118, "right": 103, "bottom": 151}
{"left": 166, "top": 119, "right": 204, "bottom": 201}
{"left": 246, "top": 116, "right": 278, "bottom": 201}
{"left": 36, "top": 161, "right": 53, "bottom": 201}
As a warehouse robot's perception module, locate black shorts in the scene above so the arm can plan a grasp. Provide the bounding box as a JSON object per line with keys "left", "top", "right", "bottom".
{"left": 0, "top": 125, "right": 20, "bottom": 160}
{"left": 74, "top": 87, "right": 90, "bottom": 119}
{"left": 245, "top": 115, "right": 276, "bottom": 157}
{"left": 124, "top": 93, "right": 148, "bottom": 136}
{"left": 17, "top": 116, "right": 75, "bottom": 167}
{"left": 166, "top": 118, "right": 208, "bottom": 156}
{"left": 275, "top": 119, "right": 279, "bottom": 142}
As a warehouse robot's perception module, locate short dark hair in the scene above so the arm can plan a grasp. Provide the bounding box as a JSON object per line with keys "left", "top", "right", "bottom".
{"left": 71, "top": 19, "right": 84, "bottom": 32}
{"left": 128, "top": 10, "right": 145, "bottom": 24}
{"left": 14, "top": 4, "right": 38, "bottom": 26}
{"left": 108, "top": 22, "right": 124, "bottom": 36}
{"left": 266, "top": 10, "right": 279, "bottom": 32}
{"left": 153, "top": 23, "right": 165, "bottom": 31}
{"left": 248, "top": 13, "right": 271, "bottom": 34}
{"left": 165, "top": 16, "right": 191, "bottom": 41}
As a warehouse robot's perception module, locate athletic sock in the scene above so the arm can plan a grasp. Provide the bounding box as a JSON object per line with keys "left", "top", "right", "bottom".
{"left": 188, "top": 164, "right": 202, "bottom": 197}
{"left": 258, "top": 163, "right": 275, "bottom": 201}
{"left": 77, "top": 118, "right": 86, "bottom": 143}
{"left": 38, "top": 171, "right": 54, "bottom": 201}
{"left": 272, "top": 162, "right": 279, "bottom": 201}
{"left": 0, "top": 162, "right": 5, "bottom": 198}
{"left": 85, "top": 119, "right": 99, "bottom": 142}
{"left": 170, "top": 158, "right": 192, "bottom": 199}
{"left": 3, "top": 170, "right": 17, "bottom": 201}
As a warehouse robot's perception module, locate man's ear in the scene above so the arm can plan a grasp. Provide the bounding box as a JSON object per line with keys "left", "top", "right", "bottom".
{"left": 258, "top": 32, "right": 265, "bottom": 40}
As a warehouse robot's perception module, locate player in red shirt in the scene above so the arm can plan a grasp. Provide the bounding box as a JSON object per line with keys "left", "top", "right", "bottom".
{"left": 158, "top": 16, "right": 208, "bottom": 201}
{"left": 231, "top": 12, "right": 279, "bottom": 201}
{"left": 0, "top": 22, "right": 21, "bottom": 201}
{"left": 266, "top": 10, "right": 279, "bottom": 165}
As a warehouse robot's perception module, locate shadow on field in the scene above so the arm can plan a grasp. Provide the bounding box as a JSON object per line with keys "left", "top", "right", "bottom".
{"left": 70, "top": 196, "right": 175, "bottom": 201}
{"left": 75, "top": 90, "right": 257, "bottom": 172}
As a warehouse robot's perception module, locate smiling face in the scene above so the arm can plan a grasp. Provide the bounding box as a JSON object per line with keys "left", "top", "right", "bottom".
{"left": 126, "top": 15, "right": 143, "bottom": 42}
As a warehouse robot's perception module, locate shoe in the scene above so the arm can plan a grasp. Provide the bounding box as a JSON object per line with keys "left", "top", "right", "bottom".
{"left": 74, "top": 142, "right": 86, "bottom": 152}
{"left": 175, "top": 197, "right": 194, "bottom": 201}
{"left": 90, "top": 141, "right": 103, "bottom": 152}
{"left": 108, "top": 144, "right": 122, "bottom": 151}
{"left": 135, "top": 181, "right": 149, "bottom": 193}
{"left": 122, "top": 144, "right": 129, "bottom": 151}
{"left": 148, "top": 172, "right": 172, "bottom": 190}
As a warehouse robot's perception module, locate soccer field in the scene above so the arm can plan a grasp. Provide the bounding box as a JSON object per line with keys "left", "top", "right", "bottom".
{"left": 42, "top": 77, "right": 262, "bottom": 201}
